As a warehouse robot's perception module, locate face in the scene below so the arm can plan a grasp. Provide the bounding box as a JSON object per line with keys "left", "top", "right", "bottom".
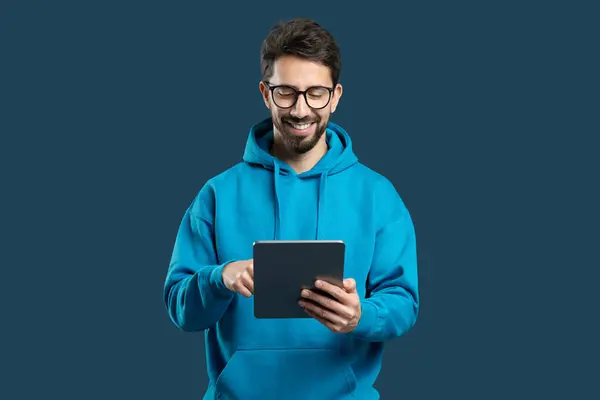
{"left": 259, "top": 55, "right": 343, "bottom": 154}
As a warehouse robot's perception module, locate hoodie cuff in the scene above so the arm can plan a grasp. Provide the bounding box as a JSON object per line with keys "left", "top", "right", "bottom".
{"left": 348, "top": 300, "right": 378, "bottom": 338}
{"left": 208, "top": 261, "right": 236, "bottom": 298}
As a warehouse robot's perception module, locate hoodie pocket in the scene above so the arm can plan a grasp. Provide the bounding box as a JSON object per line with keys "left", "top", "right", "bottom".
{"left": 215, "top": 348, "right": 357, "bottom": 400}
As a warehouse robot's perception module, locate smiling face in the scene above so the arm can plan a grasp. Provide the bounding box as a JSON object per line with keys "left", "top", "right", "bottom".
{"left": 260, "top": 55, "right": 343, "bottom": 155}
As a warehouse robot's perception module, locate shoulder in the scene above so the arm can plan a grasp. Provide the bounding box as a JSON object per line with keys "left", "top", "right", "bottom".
{"left": 353, "top": 163, "right": 405, "bottom": 201}
{"left": 188, "top": 162, "right": 247, "bottom": 218}
{"left": 352, "top": 162, "right": 412, "bottom": 224}
{"left": 204, "top": 162, "right": 248, "bottom": 188}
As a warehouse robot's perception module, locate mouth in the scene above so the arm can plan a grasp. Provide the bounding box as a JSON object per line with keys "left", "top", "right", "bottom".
{"left": 285, "top": 121, "right": 316, "bottom": 135}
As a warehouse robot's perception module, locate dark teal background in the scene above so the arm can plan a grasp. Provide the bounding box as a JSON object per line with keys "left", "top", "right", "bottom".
{"left": 1, "top": 1, "right": 598, "bottom": 399}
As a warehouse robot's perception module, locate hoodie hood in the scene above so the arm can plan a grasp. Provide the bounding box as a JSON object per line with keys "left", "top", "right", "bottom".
{"left": 242, "top": 117, "right": 359, "bottom": 239}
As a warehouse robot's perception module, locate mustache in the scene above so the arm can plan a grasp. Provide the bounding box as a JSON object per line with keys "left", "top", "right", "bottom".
{"left": 282, "top": 117, "right": 320, "bottom": 124}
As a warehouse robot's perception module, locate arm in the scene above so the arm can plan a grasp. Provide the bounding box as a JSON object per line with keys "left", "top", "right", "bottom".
{"left": 348, "top": 181, "right": 419, "bottom": 342}
{"left": 163, "top": 184, "right": 236, "bottom": 332}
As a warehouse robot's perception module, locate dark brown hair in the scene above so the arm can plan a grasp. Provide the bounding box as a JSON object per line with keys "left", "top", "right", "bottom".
{"left": 260, "top": 18, "right": 342, "bottom": 87}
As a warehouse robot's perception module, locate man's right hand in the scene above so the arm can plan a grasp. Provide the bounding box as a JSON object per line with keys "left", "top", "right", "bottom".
{"left": 222, "top": 259, "right": 254, "bottom": 298}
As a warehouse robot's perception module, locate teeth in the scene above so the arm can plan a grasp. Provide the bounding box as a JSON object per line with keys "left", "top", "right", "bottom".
{"left": 291, "top": 123, "right": 311, "bottom": 130}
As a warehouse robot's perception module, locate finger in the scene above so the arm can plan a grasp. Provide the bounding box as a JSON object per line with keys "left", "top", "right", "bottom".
{"left": 303, "top": 302, "right": 344, "bottom": 329}
{"left": 235, "top": 285, "right": 252, "bottom": 298}
{"left": 234, "top": 275, "right": 252, "bottom": 298}
{"left": 301, "top": 289, "right": 353, "bottom": 319}
{"left": 241, "top": 270, "right": 254, "bottom": 294}
{"left": 343, "top": 278, "right": 357, "bottom": 293}
{"left": 314, "top": 280, "right": 350, "bottom": 303}
{"left": 247, "top": 261, "right": 254, "bottom": 279}
{"left": 300, "top": 300, "right": 346, "bottom": 325}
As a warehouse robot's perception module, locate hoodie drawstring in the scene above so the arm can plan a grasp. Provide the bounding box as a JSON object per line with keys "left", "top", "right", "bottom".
{"left": 273, "top": 162, "right": 282, "bottom": 239}
{"left": 316, "top": 171, "right": 327, "bottom": 240}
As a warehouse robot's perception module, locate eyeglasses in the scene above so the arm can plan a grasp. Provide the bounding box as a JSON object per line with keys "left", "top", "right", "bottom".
{"left": 264, "top": 82, "right": 334, "bottom": 110}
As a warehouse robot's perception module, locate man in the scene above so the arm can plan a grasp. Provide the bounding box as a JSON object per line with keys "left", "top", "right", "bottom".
{"left": 163, "top": 18, "right": 419, "bottom": 400}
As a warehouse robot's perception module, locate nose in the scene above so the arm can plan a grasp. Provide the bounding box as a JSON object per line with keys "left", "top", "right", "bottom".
{"left": 290, "top": 93, "right": 310, "bottom": 119}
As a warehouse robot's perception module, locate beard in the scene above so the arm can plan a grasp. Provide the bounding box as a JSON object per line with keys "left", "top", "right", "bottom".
{"left": 272, "top": 113, "right": 329, "bottom": 154}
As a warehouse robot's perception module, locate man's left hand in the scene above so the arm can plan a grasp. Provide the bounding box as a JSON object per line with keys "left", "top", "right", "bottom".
{"left": 298, "top": 278, "right": 361, "bottom": 334}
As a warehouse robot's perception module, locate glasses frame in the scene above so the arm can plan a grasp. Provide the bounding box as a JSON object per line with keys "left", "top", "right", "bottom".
{"left": 263, "top": 81, "right": 334, "bottom": 110}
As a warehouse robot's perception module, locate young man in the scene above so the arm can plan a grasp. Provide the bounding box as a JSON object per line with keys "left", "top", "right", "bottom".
{"left": 163, "top": 18, "right": 419, "bottom": 400}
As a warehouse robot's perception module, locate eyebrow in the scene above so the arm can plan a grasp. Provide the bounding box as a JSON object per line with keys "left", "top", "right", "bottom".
{"left": 269, "top": 83, "right": 330, "bottom": 89}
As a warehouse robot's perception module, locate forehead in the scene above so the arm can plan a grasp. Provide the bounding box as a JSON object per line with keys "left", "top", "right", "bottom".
{"left": 270, "top": 55, "right": 332, "bottom": 88}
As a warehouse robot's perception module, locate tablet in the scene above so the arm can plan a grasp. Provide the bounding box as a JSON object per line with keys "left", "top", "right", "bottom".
{"left": 253, "top": 240, "right": 346, "bottom": 319}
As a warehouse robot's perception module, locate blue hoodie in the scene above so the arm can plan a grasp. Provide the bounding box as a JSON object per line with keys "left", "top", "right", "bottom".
{"left": 163, "top": 117, "right": 419, "bottom": 400}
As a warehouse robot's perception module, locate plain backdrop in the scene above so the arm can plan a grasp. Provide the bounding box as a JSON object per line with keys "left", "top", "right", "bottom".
{"left": 1, "top": 1, "right": 598, "bottom": 399}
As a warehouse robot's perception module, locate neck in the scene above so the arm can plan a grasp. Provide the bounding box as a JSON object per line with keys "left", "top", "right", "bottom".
{"left": 270, "top": 135, "right": 328, "bottom": 174}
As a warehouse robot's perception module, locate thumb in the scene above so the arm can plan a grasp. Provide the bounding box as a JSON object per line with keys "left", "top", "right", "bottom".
{"left": 343, "top": 278, "right": 356, "bottom": 293}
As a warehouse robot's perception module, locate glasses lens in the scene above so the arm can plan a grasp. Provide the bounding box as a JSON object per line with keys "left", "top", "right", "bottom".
{"left": 272, "top": 86, "right": 331, "bottom": 109}
{"left": 273, "top": 86, "right": 297, "bottom": 108}
{"left": 305, "top": 87, "right": 331, "bottom": 108}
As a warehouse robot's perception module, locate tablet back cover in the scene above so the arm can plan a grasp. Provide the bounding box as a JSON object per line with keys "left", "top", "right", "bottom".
{"left": 253, "top": 240, "right": 345, "bottom": 319}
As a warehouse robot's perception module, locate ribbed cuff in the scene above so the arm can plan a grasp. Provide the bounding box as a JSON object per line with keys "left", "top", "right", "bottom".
{"left": 208, "top": 260, "right": 236, "bottom": 298}
{"left": 349, "top": 300, "right": 378, "bottom": 338}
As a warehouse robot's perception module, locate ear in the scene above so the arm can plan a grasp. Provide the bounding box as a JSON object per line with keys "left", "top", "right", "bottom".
{"left": 330, "top": 83, "right": 343, "bottom": 114}
{"left": 259, "top": 81, "right": 271, "bottom": 109}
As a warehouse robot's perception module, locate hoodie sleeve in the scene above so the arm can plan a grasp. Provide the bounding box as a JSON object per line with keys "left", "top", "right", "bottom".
{"left": 348, "top": 179, "right": 419, "bottom": 342}
{"left": 163, "top": 183, "right": 236, "bottom": 332}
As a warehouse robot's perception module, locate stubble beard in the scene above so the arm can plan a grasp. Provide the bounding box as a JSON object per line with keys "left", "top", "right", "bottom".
{"left": 272, "top": 113, "right": 329, "bottom": 155}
